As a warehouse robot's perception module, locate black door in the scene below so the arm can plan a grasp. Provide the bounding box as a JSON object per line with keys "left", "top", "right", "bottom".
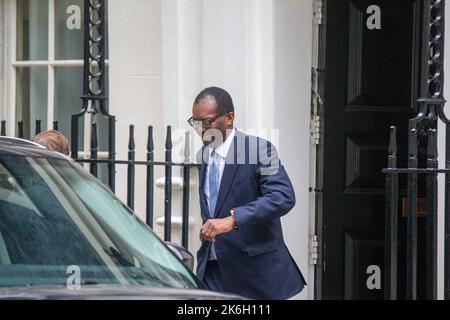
{"left": 316, "top": 0, "right": 423, "bottom": 299}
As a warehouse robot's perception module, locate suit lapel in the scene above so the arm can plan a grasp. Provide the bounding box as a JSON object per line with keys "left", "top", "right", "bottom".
{"left": 213, "top": 133, "right": 242, "bottom": 217}
{"left": 199, "top": 164, "right": 209, "bottom": 217}
{"left": 198, "top": 146, "right": 210, "bottom": 218}
{"left": 198, "top": 145, "right": 209, "bottom": 189}
{"left": 213, "top": 163, "right": 238, "bottom": 217}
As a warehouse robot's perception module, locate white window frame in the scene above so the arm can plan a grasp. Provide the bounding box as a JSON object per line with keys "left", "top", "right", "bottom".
{"left": 6, "top": 0, "right": 108, "bottom": 157}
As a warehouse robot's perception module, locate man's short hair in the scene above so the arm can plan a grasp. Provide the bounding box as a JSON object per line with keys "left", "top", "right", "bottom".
{"left": 194, "top": 87, "right": 235, "bottom": 115}
{"left": 32, "top": 130, "right": 70, "bottom": 156}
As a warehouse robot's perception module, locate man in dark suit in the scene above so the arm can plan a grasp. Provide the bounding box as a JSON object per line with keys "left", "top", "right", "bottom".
{"left": 188, "top": 87, "right": 306, "bottom": 300}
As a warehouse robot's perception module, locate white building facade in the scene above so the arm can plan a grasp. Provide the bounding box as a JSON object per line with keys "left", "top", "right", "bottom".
{"left": 1, "top": 0, "right": 449, "bottom": 300}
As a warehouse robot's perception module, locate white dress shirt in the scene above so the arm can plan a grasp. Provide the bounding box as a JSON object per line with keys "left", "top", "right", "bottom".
{"left": 204, "top": 127, "right": 236, "bottom": 216}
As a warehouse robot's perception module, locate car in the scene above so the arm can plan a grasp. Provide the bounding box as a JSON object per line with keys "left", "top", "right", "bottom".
{"left": 0, "top": 137, "right": 243, "bottom": 300}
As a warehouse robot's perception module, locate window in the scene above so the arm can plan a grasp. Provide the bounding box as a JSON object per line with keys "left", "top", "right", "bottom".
{"left": 0, "top": 154, "right": 197, "bottom": 289}
{"left": 11, "top": 0, "right": 109, "bottom": 151}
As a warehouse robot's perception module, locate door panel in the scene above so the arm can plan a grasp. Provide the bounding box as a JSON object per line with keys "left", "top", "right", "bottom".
{"left": 318, "top": 0, "right": 421, "bottom": 299}
{"left": 347, "top": 0, "right": 416, "bottom": 110}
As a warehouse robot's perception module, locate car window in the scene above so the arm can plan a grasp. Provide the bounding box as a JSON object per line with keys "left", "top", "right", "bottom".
{"left": 0, "top": 155, "right": 198, "bottom": 289}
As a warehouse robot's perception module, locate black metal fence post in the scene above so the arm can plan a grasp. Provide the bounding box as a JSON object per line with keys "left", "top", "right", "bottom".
{"left": 1, "top": 120, "right": 5, "bottom": 136}
{"left": 164, "top": 126, "right": 172, "bottom": 242}
{"left": 17, "top": 121, "right": 24, "bottom": 139}
{"left": 146, "top": 126, "right": 154, "bottom": 228}
{"left": 107, "top": 116, "right": 116, "bottom": 192}
{"left": 127, "top": 125, "right": 135, "bottom": 210}
{"left": 182, "top": 131, "right": 191, "bottom": 248}
{"left": 90, "top": 122, "right": 98, "bottom": 177}
{"left": 53, "top": 120, "right": 58, "bottom": 131}
{"left": 73, "top": 0, "right": 115, "bottom": 175}
{"left": 385, "top": 126, "right": 398, "bottom": 300}
{"left": 425, "top": 129, "right": 438, "bottom": 299}
{"left": 35, "top": 119, "right": 41, "bottom": 136}
{"left": 71, "top": 104, "right": 86, "bottom": 159}
{"left": 406, "top": 127, "right": 418, "bottom": 300}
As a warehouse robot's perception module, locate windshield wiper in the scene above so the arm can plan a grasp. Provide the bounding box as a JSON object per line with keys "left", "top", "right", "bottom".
{"left": 81, "top": 280, "right": 99, "bottom": 285}
{"left": 105, "top": 247, "right": 174, "bottom": 287}
{"left": 106, "top": 247, "right": 134, "bottom": 267}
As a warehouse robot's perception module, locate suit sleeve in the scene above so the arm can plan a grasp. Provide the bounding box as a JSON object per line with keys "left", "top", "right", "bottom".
{"left": 232, "top": 141, "right": 296, "bottom": 228}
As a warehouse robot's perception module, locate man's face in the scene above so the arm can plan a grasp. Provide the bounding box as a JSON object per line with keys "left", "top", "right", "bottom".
{"left": 191, "top": 96, "right": 233, "bottom": 147}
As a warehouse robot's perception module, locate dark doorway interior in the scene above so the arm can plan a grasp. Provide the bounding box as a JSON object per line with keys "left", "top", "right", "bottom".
{"left": 316, "top": 0, "right": 427, "bottom": 299}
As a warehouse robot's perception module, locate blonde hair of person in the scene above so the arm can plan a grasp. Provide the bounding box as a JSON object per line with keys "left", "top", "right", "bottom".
{"left": 32, "top": 129, "right": 70, "bottom": 156}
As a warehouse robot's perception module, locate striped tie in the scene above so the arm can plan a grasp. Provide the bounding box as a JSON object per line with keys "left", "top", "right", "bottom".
{"left": 208, "top": 149, "right": 219, "bottom": 261}
{"left": 208, "top": 149, "right": 219, "bottom": 217}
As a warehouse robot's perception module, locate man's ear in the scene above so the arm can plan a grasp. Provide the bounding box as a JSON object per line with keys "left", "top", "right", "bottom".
{"left": 226, "top": 112, "right": 235, "bottom": 126}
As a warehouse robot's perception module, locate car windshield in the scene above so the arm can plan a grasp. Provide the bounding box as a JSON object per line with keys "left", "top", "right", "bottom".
{"left": 0, "top": 154, "right": 198, "bottom": 289}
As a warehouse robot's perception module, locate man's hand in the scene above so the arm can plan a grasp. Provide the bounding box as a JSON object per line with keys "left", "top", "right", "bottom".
{"left": 200, "top": 216, "right": 236, "bottom": 242}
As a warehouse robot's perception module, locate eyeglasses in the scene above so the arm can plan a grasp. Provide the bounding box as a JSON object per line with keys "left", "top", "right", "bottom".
{"left": 187, "top": 113, "right": 227, "bottom": 129}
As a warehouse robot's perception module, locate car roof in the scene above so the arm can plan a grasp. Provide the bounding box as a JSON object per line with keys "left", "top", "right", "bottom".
{"left": 0, "top": 136, "right": 70, "bottom": 160}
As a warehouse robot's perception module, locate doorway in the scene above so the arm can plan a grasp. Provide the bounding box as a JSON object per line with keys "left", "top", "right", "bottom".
{"left": 315, "top": 0, "right": 425, "bottom": 299}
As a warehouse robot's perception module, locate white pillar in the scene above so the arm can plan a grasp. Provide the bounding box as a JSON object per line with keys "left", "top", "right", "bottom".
{"left": 199, "top": 0, "right": 314, "bottom": 299}
{"left": 161, "top": 0, "right": 204, "bottom": 256}
{"left": 108, "top": 0, "right": 166, "bottom": 239}
{"left": 273, "top": 0, "right": 313, "bottom": 300}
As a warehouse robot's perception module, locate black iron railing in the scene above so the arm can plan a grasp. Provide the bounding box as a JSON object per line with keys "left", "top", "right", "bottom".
{"left": 71, "top": 0, "right": 116, "bottom": 193}
{"left": 383, "top": 0, "right": 447, "bottom": 300}
{"left": 0, "top": 118, "right": 196, "bottom": 249}
{"left": 75, "top": 122, "right": 196, "bottom": 247}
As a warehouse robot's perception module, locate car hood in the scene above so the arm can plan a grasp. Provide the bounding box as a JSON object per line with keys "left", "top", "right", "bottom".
{"left": 0, "top": 285, "right": 246, "bottom": 300}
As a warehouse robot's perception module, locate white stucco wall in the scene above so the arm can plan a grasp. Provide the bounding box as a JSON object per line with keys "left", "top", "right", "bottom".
{"left": 80, "top": 0, "right": 315, "bottom": 299}
{"left": 160, "top": 0, "right": 314, "bottom": 299}
{"left": 108, "top": 0, "right": 167, "bottom": 240}
{"left": 161, "top": 0, "right": 204, "bottom": 257}
{"left": 109, "top": 0, "right": 203, "bottom": 257}
{"left": 273, "top": 0, "right": 313, "bottom": 300}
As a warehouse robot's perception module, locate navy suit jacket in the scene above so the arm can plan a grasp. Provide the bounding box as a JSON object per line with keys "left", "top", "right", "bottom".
{"left": 196, "top": 129, "right": 306, "bottom": 299}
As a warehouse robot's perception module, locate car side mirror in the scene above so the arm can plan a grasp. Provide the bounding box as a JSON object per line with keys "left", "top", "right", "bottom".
{"left": 165, "top": 242, "right": 194, "bottom": 271}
